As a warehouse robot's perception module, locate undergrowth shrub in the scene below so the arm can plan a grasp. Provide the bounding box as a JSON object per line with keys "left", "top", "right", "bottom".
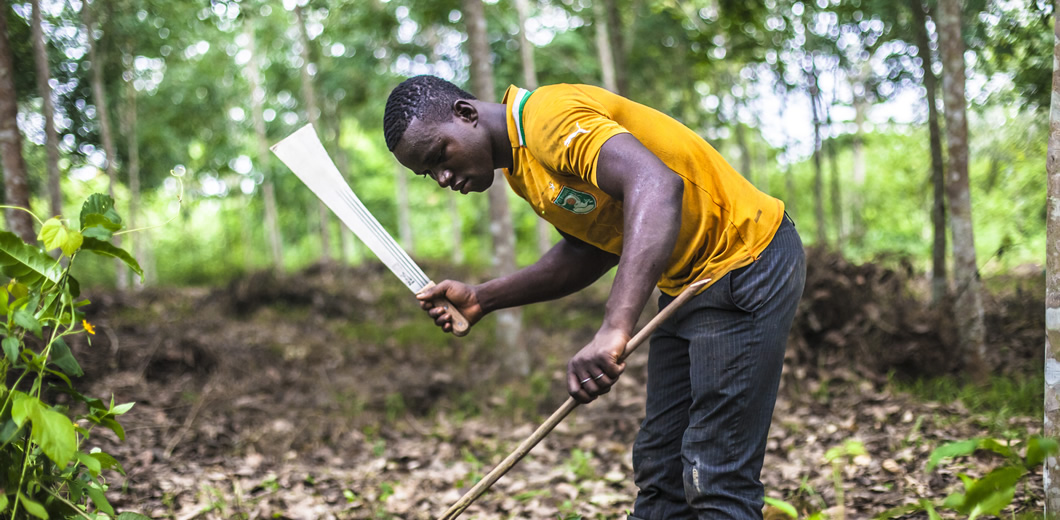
{"left": 0, "top": 194, "right": 149, "bottom": 519}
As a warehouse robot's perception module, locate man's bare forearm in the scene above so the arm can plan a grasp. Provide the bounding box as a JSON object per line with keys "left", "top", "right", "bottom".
{"left": 474, "top": 236, "right": 618, "bottom": 315}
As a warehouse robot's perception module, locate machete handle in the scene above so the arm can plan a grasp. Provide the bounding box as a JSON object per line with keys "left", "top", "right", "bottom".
{"left": 423, "top": 281, "right": 470, "bottom": 337}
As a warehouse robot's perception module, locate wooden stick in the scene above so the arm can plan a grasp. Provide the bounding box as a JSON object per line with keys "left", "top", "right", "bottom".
{"left": 439, "top": 278, "right": 710, "bottom": 520}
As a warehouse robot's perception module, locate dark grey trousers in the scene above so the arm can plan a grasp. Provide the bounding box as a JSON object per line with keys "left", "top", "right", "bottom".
{"left": 629, "top": 216, "right": 805, "bottom": 520}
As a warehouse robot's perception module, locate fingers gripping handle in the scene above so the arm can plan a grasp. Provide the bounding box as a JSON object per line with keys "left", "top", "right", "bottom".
{"left": 423, "top": 281, "right": 470, "bottom": 337}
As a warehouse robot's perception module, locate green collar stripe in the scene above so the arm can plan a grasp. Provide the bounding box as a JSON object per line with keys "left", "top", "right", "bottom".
{"left": 512, "top": 88, "right": 533, "bottom": 146}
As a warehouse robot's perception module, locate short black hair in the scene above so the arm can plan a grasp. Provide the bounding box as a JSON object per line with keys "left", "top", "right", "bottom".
{"left": 383, "top": 75, "right": 476, "bottom": 151}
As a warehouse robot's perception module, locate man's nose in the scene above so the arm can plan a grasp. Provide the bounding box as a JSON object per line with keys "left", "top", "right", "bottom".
{"left": 436, "top": 169, "right": 452, "bottom": 188}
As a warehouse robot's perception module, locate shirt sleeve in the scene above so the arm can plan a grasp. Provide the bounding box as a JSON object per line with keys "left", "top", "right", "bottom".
{"left": 522, "top": 86, "right": 630, "bottom": 187}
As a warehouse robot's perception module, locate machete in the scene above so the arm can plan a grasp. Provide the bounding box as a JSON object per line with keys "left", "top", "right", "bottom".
{"left": 271, "top": 124, "right": 470, "bottom": 336}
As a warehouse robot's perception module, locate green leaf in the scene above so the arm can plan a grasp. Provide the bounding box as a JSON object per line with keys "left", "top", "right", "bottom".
{"left": 927, "top": 439, "right": 980, "bottom": 472}
{"left": 873, "top": 503, "right": 923, "bottom": 519}
{"left": 921, "top": 498, "right": 941, "bottom": 520}
{"left": 18, "top": 492, "right": 49, "bottom": 519}
{"left": 91, "top": 451, "right": 126, "bottom": 475}
{"left": 12, "top": 392, "right": 38, "bottom": 427}
{"left": 80, "top": 194, "right": 122, "bottom": 228}
{"left": 81, "top": 213, "right": 122, "bottom": 238}
{"left": 7, "top": 280, "right": 28, "bottom": 299}
{"left": 0, "top": 418, "right": 19, "bottom": 443}
{"left": 49, "top": 338, "right": 83, "bottom": 377}
{"left": 110, "top": 401, "right": 135, "bottom": 416}
{"left": 80, "top": 238, "right": 143, "bottom": 280}
{"left": 100, "top": 417, "right": 126, "bottom": 442}
{"left": 67, "top": 275, "right": 80, "bottom": 299}
{"left": 0, "top": 493, "right": 7, "bottom": 513}
{"left": 14, "top": 308, "right": 42, "bottom": 338}
{"left": 78, "top": 451, "right": 102, "bottom": 477}
{"left": 37, "top": 218, "right": 83, "bottom": 257}
{"left": 978, "top": 438, "right": 1015, "bottom": 460}
{"left": 86, "top": 485, "right": 115, "bottom": 516}
{"left": 2, "top": 336, "right": 19, "bottom": 361}
{"left": 0, "top": 231, "right": 62, "bottom": 286}
{"left": 762, "top": 497, "right": 798, "bottom": 518}
{"left": 32, "top": 407, "right": 77, "bottom": 467}
{"left": 116, "top": 513, "right": 153, "bottom": 520}
{"left": 962, "top": 465, "right": 1025, "bottom": 517}
{"left": 82, "top": 212, "right": 120, "bottom": 241}
{"left": 1026, "top": 435, "right": 1058, "bottom": 467}
{"left": 0, "top": 286, "right": 9, "bottom": 316}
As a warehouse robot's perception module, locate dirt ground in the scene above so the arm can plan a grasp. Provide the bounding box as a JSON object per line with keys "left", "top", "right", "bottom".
{"left": 65, "top": 253, "right": 1045, "bottom": 519}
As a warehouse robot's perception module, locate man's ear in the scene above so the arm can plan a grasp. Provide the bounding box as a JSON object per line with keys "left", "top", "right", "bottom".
{"left": 452, "top": 100, "right": 479, "bottom": 124}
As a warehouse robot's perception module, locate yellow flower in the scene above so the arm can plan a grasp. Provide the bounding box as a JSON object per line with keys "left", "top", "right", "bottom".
{"left": 82, "top": 320, "right": 95, "bottom": 335}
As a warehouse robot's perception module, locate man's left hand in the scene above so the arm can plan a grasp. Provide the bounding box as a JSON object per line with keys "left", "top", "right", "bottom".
{"left": 567, "top": 327, "right": 629, "bottom": 403}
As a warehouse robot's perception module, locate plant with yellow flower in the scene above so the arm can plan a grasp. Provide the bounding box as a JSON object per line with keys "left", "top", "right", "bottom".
{"left": 0, "top": 194, "right": 149, "bottom": 519}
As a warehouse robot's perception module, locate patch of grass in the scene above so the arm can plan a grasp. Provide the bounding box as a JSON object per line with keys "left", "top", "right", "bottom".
{"left": 891, "top": 373, "right": 1042, "bottom": 433}
{"left": 332, "top": 318, "right": 452, "bottom": 352}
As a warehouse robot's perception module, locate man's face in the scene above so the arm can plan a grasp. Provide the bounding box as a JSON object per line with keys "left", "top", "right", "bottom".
{"left": 392, "top": 107, "right": 495, "bottom": 195}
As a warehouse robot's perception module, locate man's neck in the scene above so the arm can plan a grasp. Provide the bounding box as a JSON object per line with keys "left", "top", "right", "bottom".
{"left": 470, "top": 100, "right": 513, "bottom": 171}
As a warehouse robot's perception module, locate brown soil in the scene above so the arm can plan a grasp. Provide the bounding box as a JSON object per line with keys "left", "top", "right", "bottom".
{"left": 63, "top": 250, "right": 1044, "bottom": 519}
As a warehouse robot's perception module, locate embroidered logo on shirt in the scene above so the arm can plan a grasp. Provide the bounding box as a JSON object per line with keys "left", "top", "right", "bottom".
{"left": 563, "top": 122, "right": 590, "bottom": 147}
{"left": 552, "top": 186, "right": 597, "bottom": 214}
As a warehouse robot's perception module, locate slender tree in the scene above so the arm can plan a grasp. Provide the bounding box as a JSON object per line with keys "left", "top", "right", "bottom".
{"left": 83, "top": 0, "right": 128, "bottom": 289}
{"left": 938, "top": 0, "right": 987, "bottom": 374}
{"left": 605, "top": 0, "right": 628, "bottom": 95}
{"left": 0, "top": 0, "right": 34, "bottom": 243}
{"left": 807, "top": 61, "right": 827, "bottom": 246}
{"left": 118, "top": 51, "right": 143, "bottom": 286}
{"left": 514, "top": 0, "right": 553, "bottom": 256}
{"left": 910, "top": 0, "right": 949, "bottom": 304}
{"left": 593, "top": 0, "right": 618, "bottom": 92}
{"left": 463, "top": 0, "right": 528, "bottom": 377}
{"left": 394, "top": 158, "right": 413, "bottom": 251}
{"left": 1044, "top": 0, "right": 1060, "bottom": 511}
{"left": 244, "top": 21, "right": 284, "bottom": 275}
{"left": 294, "top": 4, "right": 333, "bottom": 263}
{"left": 30, "top": 0, "right": 62, "bottom": 219}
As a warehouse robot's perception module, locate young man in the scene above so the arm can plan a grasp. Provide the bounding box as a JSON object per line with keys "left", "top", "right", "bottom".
{"left": 383, "top": 75, "right": 805, "bottom": 519}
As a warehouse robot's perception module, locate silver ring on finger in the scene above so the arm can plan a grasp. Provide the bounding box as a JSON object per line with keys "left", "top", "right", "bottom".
{"left": 593, "top": 373, "right": 606, "bottom": 380}
{"left": 580, "top": 377, "right": 592, "bottom": 385}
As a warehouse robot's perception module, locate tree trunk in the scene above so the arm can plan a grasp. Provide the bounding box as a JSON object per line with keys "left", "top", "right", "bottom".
{"left": 514, "top": 0, "right": 553, "bottom": 256}
{"left": 606, "top": 0, "right": 628, "bottom": 95}
{"left": 593, "top": 0, "right": 618, "bottom": 92}
{"left": 733, "top": 118, "right": 753, "bottom": 186}
{"left": 464, "top": 0, "right": 528, "bottom": 378}
{"left": 0, "top": 0, "right": 34, "bottom": 243}
{"left": 938, "top": 0, "right": 986, "bottom": 375}
{"left": 294, "top": 5, "right": 332, "bottom": 263}
{"left": 394, "top": 159, "right": 413, "bottom": 252}
{"left": 850, "top": 92, "right": 867, "bottom": 247}
{"left": 1043, "top": 0, "right": 1060, "bottom": 512}
{"left": 83, "top": 0, "right": 127, "bottom": 289}
{"left": 326, "top": 101, "right": 353, "bottom": 263}
{"left": 30, "top": 0, "right": 62, "bottom": 220}
{"left": 911, "top": 0, "right": 949, "bottom": 304}
{"left": 808, "top": 67, "right": 827, "bottom": 247}
{"left": 119, "top": 58, "right": 143, "bottom": 287}
{"left": 449, "top": 195, "right": 464, "bottom": 265}
{"left": 245, "top": 21, "right": 284, "bottom": 275}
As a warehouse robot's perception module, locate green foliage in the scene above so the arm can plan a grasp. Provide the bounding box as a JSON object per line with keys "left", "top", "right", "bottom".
{"left": 879, "top": 435, "right": 1057, "bottom": 520}
{"left": 0, "top": 195, "right": 148, "bottom": 519}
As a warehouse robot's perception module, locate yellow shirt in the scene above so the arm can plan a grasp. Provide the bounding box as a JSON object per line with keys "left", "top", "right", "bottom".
{"left": 501, "top": 84, "right": 784, "bottom": 296}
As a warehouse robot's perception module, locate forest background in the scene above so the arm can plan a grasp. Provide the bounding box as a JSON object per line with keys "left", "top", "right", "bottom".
{"left": 0, "top": 0, "right": 1055, "bottom": 518}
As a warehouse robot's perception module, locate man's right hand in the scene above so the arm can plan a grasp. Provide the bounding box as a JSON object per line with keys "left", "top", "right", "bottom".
{"left": 416, "top": 280, "right": 484, "bottom": 333}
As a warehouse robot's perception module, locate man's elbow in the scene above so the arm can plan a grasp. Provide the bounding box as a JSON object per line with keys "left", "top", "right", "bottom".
{"left": 661, "top": 170, "right": 684, "bottom": 208}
